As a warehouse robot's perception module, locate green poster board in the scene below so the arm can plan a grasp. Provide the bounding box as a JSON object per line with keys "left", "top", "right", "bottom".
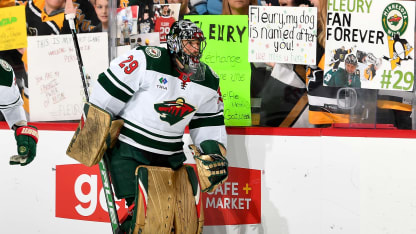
{"left": 185, "top": 15, "right": 252, "bottom": 126}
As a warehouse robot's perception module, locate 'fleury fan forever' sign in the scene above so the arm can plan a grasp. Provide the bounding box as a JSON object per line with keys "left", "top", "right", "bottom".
{"left": 324, "top": 0, "right": 415, "bottom": 90}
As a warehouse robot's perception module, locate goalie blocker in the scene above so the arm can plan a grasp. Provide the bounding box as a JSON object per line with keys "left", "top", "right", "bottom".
{"left": 66, "top": 102, "right": 124, "bottom": 166}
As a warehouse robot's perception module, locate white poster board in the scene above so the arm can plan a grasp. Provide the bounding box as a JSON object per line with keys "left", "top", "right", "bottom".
{"left": 248, "top": 6, "right": 317, "bottom": 65}
{"left": 27, "top": 33, "right": 109, "bottom": 121}
{"left": 324, "top": 0, "right": 415, "bottom": 90}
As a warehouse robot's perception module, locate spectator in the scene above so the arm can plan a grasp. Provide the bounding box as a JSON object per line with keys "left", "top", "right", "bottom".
{"left": 138, "top": 10, "right": 154, "bottom": 33}
{"left": 305, "top": 0, "right": 347, "bottom": 126}
{"left": 0, "top": 0, "right": 15, "bottom": 7}
{"left": 189, "top": 0, "right": 222, "bottom": 15}
{"left": 154, "top": 4, "right": 176, "bottom": 42}
{"left": 167, "top": 0, "right": 197, "bottom": 19}
{"left": 305, "top": 0, "right": 377, "bottom": 126}
{"left": 221, "top": 0, "right": 310, "bottom": 127}
{"left": 261, "top": 0, "right": 313, "bottom": 127}
{"left": 275, "top": 0, "right": 310, "bottom": 6}
{"left": 222, "top": 0, "right": 257, "bottom": 15}
{"left": 375, "top": 0, "right": 416, "bottom": 130}
{"left": 25, "top": 0, "right": 99, "bottom": 36}
{"left": 220, "top": 0, "right": 260, "bottom": 125}
{"left": 120, "top": 18, "right": 132, "bottom": 45}
{"left": 91, "top": 0, "right": 109, "bottom": 32}
{"left": 190, "top": 0, "right": 261, "bottom": 15}
{"left": 18, "top": 0, "right": 99, "bottom": 121}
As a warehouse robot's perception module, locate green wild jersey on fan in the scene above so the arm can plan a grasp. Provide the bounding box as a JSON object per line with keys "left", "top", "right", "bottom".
{"left": 323, "top": 68, "right": 361, "bottom": 88}
{"left": 90, "top": 46, "right": 226, "bottom": 155}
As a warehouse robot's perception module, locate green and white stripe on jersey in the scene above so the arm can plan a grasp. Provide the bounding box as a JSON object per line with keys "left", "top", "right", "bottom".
{"left": 118, "top": 119, "right": 185, "bottom": 155}
{"left": 97, "top": 69, "right": 135, "bottom": 103}
{"left": 0, "top": 97, "right": 21, "bottom": 110}
{"left": 189, "top": 111, "right": 225, "bottom": 129}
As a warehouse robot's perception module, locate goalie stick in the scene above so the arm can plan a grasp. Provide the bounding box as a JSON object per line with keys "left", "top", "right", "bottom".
{"left": 65, "top": 13, "right": 123, "bottom": 234}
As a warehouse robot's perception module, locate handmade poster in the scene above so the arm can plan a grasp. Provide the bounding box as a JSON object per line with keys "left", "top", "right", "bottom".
{"left": 0, "top": 5, "right": 27, "bottom": 51}
{"left": 27, "top": 33, "right": 109, "bottom": 121}
{"left": 153, "top": 4, "right": 181, "bottom": 43}
{"left": 116, "top": 5, "right": 139, "bottom": 45}
{"left": 324, "top": 0, "right": 415, "bottom": 91}
{"left": 186, "top": 15, "right": 252, "bottom": 126}
{"left": 248, "top": 6, "right": 317, "bottom": 65}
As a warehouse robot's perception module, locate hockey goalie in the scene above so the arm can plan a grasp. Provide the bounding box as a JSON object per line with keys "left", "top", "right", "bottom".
{"left": 67, "top": 20, "right": 228, "bottom": 234}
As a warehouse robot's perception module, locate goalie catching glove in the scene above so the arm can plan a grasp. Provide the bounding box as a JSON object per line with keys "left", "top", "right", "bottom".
{"left": 189, "top": 140, "right": 228, "bottom": 192}
{"left": 10, "top": 125, "right": 39, "bottom": 166}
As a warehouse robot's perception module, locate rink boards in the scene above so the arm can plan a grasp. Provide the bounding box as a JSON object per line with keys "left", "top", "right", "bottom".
{"left": 1, "top": 124, "right": 416, "bottom": 234}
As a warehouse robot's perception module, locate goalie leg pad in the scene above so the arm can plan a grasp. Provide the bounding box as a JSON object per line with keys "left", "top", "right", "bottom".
{"left": 131, "top": 166, "right": 176, "bottom": 234}
{"left": 66, "top": 102, "right": 123, "bottom": 166}
{"left": 173, "top": 165, "right": 204, "bottom": 234}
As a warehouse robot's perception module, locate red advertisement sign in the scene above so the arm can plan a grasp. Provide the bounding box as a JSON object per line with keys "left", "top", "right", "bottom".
{"left": 55, "top": 164, "right": 127, "bottom": 222}
{"left": 203, "top": 166, "right": 261, "bottom": 225}
{"left": 56, "top": 164, "right": 261, "bottom": 225}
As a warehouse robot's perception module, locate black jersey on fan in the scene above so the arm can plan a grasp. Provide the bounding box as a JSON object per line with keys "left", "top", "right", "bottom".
{"left": 26, "top": 0, "right": 99, "bottom": 35}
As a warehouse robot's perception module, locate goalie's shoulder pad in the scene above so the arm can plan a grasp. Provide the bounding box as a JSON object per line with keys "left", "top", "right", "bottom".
{"left": 0, "top": 59, "right": 14, "bottom": 87}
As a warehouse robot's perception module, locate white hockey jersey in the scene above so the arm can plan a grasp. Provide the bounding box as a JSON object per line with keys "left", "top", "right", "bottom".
{"left": 0, "top": 59, "right": 26, "bottom": 129}
{"left": 90, "top": 46, "right": 227, "bottom": 155}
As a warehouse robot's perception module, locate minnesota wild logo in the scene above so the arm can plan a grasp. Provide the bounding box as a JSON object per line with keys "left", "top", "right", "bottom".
{"left": 145, "top": 47, "right": 161, "bottom": 58}
{"left": 0, "top": 59, "right": 12, "bottom": 72}
{"left": 388, "top": 14, "right": 401, "bottom": 26}
{"left": 382, "top": 3, "right": 408, "bottom": 37}
{"left": 154, "top": 98, "right": 196, "bottom": 125}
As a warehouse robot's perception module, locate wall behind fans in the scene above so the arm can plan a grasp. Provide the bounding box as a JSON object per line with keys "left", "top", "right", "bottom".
{"left": 1, "top": 127, "right": 416, "bottom": 234}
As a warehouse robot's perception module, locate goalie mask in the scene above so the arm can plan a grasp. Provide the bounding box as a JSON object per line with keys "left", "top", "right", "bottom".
{"left": 344, "top": 54, "right": 358, "bottom": 75}
{"left": 167, "top": 20, "right": 207, "bottom": 81}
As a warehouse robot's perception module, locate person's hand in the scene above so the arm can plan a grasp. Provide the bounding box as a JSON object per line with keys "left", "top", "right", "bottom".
{"left": 65, "top": 0, "right": 77, "bottom": 15}
{"left": 10, "top": 125, "right": 39, "bottom": 166}
{"left": 16, "top": 48, "right": 25, "bottom": 55}
{"left": 265, "top": 62, "right": 276, "bottom": 67}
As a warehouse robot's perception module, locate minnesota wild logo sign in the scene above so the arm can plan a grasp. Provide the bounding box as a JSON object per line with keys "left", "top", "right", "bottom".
{"left": 154, "top": 98, "right": 196, "bottom": 125}
{"left": 382, "top": 3, "right": 408, "bottom": 37}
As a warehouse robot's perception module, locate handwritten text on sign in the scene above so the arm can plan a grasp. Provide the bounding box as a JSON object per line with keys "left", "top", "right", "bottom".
{"left": 186, "top": 15, "right": 252, "bottom": 126}
{"left": 0, "top": 5, "right": 27, "bottom": 51}
{"left": 28, "top": 33, "right": 109, "bottom": 121}
{"left": 249, "top": 6, "right": 317, "bottom": 65}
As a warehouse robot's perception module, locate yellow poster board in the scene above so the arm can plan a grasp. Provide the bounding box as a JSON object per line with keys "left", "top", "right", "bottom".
{"left": 0, "top": 5, "right": 27, "bottom": 51}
